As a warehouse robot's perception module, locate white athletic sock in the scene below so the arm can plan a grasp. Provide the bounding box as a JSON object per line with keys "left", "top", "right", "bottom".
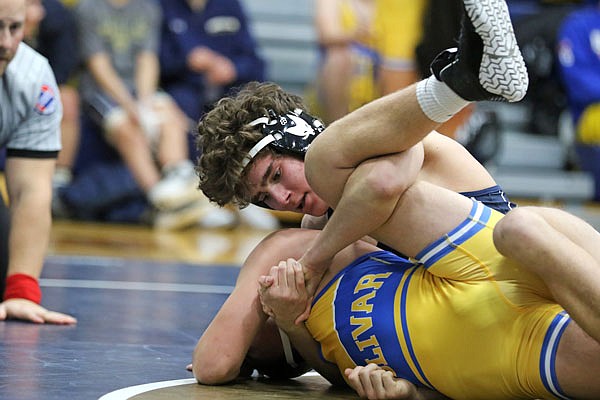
{"left": 416, "top": 76, "right": 470, "bottom": 123}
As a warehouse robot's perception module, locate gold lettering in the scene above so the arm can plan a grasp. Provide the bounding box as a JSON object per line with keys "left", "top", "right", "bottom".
{"left": 350, "top": 316, "right": 373, "bottom": 340}
{"left": 354, "top": 273, "right": 392, "bottom": 293}
{"left": 351, "top": 291, "right": 376, "bottom": 313}
{"left": 355, "top": 334, "right": 379, "bottom": 351}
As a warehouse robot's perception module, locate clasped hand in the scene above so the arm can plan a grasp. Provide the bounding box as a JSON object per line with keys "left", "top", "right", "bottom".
{"left": 257, "top": 258, "right": 312, "bottom": 328}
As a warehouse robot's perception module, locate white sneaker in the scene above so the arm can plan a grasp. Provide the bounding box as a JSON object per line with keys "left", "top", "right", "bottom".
{"left": 51, "top": 167, "right": 73, "bottom": 219}
{"left": 198, "top": 206, "right": 239, "bottom": 229}
{"left": 238, "top": 204, "right": 280, "bottom": 230}
{"left": 153, "top": 200, "right": 209, "bottom": 230}
{"left": 52, "top": 167, "right": 73, "bottom": 190}
{"left": 148, "top": 160, "right": 202, "bottom": 210}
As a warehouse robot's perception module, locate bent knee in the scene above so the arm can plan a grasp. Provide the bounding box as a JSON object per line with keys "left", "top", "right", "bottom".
{"left": 493, "top": 207, "right": 542, "bottom": 254}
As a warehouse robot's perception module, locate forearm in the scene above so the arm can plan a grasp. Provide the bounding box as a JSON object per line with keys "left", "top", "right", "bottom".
{"left": 303, "top": 161, "right": 397, "bottom": 267}
{"left": 88, "top": 55, "right": 137, "bottom": 111}
{"left": 194, "top": 303, "right": 267, "bottom": 384}
{"left": 7, "top": 189, "right": 51, "bottom": 279}
{"left": 282, "top": 323, "right": 345, "bottom": 386}
{"left": 303, "top": 146, "right": 423, "bottom": 271}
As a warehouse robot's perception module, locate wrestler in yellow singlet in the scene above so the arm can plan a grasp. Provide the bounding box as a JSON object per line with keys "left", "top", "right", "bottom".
{"left": 373, "top": 0, "right": 427, "bottom": 73}
{"left": 306, "top": 201, "right": 570, "bottom": 400}
{"left": 338, "top": 0, "right": 380, "bottom": 110}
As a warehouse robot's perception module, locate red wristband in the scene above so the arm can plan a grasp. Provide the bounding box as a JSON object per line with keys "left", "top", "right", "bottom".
{"left": 3, "top": 273, "right": 42, "bottom": 304}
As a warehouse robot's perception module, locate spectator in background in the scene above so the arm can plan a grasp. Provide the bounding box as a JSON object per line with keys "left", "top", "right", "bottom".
{"left": 73, "top": 0, "right": 236, "bottom": 230}
{"left": 23, "top": 0, "right": 80, "bottom": 196}
{"left": 158, "top": 0, "right": 279, "bottom": 230}
{"left": 58, "top": 0, "right": 78, "bottom": 7}
{"left": 372, "top": 0, "right": 427, "bottom": 95}
{"left": 158, "top": 0, "right": 265, "bottom": 130}
{"left": 312, "top": 0, "right": 379, "bottom": 124}
{"left": 557, "top": 1, "right": 600, "bottom": 201}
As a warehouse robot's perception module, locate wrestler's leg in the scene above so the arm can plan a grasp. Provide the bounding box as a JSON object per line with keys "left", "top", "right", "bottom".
{"left": 304, "top": 0, "right": 527, "bottom": 231}
{"left": 373, "top": 180, "right": 475, "bottom": 259}
{"left": 301, "top": 0, "right": 528, "bottom": 287}
{"left": 555, "top": 321, "right": 600, "bottom": 398}
{"left": 493, "top": 207, "right": 600, "bottom": 343}
{"left": 306, "top": 0, "right": 528, "bottom": 189}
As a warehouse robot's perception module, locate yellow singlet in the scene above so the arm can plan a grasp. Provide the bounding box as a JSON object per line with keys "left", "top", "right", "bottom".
{"left": 306, "top": 201, "right": 570, "bottom": 399}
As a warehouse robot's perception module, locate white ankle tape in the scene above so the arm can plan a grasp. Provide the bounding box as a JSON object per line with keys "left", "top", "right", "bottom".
{"left": 416, "top": 76, "right": 470, "bottom": 123}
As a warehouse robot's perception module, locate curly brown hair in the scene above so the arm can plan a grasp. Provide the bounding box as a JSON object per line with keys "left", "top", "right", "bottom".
{"left": 196, "top": 81, "right": 308, "bottom": 207}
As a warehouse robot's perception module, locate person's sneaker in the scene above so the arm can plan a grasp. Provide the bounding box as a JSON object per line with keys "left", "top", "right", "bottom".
{"left": 153, "top": 199, "right": 208, "bottom": 230}
{"left": 238, "top": 204, "right": 280, "bottom": 230}
{"left": 430, "top": 0, "right": 528, "bottom": 103}
{"left": 198, "top": 206, "right": 239, "bottom": 229}
{"left": 148, "top": 160, "right": 202, "bottom": 210}
{"left": 51, "top": 167, "right": 73, "bottom": 219}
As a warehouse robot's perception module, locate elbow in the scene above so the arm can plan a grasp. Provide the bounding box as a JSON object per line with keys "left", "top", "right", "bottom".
{"left": 193, "top": 345, "right": 242, "bottom": 385}
{"left": 359, "top": 160, "right": 411, "bottom": 204}
{"left": 194, "top": 359, "right": 240, "bottom": 385}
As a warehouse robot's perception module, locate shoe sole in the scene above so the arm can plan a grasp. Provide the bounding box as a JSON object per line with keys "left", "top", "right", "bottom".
{"left": 463, "top": 0, "right": 529, "bottom": 102}
{"left": 150, "top": 184, "right": 208, "bottom": 211}
{"left": 154, "top": 204, "right": 211, "bottom": 230}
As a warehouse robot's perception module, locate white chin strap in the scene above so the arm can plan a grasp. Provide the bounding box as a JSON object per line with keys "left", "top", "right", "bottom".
{"left": 279, "top": 328, "right": 298, "bottom": 368}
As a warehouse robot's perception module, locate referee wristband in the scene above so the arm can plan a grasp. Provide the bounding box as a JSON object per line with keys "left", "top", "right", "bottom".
{"left": 3, "top": 273, "right": 42, "bottom": 304}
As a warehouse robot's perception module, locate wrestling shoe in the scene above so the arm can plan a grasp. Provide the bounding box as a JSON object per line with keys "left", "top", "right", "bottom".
{"left": 430, "top": 0, "right": 528, "bottom": 102}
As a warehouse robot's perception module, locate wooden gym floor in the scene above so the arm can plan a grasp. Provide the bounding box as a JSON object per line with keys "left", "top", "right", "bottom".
{"left": 2, "top": 200, "right": 600, "bottom": 399}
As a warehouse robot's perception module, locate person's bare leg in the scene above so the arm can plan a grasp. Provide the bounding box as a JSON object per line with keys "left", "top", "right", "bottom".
{"left": 555, "top": 320, "right": 600, "bottom": 398}
{"left": 493, "top": 206, "right": 600, "bottom": 343}
{"left": 109, "top": 120, "right": 160, "bottom": 193}
{"left": 154, "top": 98, "right": 190, "bottom": 168}
{"left": 319, "top": 46, "right": 353, "bottom": 124}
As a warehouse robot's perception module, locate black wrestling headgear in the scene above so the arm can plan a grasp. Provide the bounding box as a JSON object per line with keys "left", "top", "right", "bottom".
{"left": 241, "top": 108, "right": 325, "bottom": 168}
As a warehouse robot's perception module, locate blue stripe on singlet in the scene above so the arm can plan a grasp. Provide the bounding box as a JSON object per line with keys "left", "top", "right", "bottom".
{"left": 540, "top": 311, "right": 571, "bottom": 400}
{"left": 398, "top": 266, "right": 435, "bottom": 389}
{"left": 330, "top": 251, "right": 427, "bottom": 387}
{"left": 413, "top": 201, "right": 491, "bottom": 269}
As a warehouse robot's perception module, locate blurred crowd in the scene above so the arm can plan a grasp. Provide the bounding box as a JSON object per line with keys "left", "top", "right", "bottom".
{"left": 19, "top": 0, "right": 277, "bottom": 232}
{"left": 15, "top": 0, "right": 600, "bottom": 232}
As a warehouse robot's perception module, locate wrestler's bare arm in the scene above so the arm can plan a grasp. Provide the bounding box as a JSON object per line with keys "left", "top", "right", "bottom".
{"left": 300, "top": 145, "right": 423, "bottom": 294}
{"left": 194, "top": 229, "right": 331, "bottom": 384}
